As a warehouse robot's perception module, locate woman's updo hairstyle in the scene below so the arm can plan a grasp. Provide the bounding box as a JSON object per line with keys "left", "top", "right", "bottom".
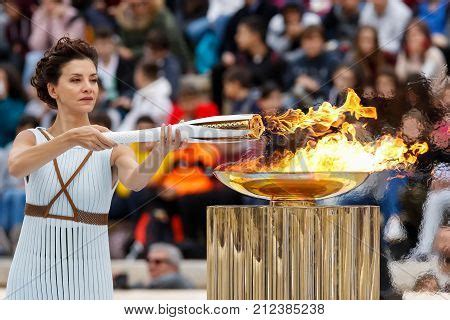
{"left": 31, "top": 37, "right": 98, "bottom": 109}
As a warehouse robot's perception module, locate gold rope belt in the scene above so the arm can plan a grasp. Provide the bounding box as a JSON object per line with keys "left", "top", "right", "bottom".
{"left": 25, "top": 203, "right": 109, "bottom": 226}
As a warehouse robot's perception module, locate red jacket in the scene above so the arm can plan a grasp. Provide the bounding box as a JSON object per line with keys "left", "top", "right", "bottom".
{"left": 168, "top": 102, "right": 219, "bottom": 124}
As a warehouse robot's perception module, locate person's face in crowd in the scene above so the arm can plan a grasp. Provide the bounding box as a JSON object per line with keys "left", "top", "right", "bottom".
{"left": 128, "top": 0, "right": 150, "bottom": 16}
{"left": 42, "top": 0, "right": 62, "bottom": 11}
{"left": 224, "top": 80, "right": 243, "bottom": 100}
{"left": 341, "top": 0, "right": 360, "bottom": 12}
{"left": 147, "top": 0, "right": 162, "bottom": 13}
{"left": 372, "top": 0, "right": 388, "bottom": 14}
{"left": 179, "top": 94, "right": 200, "bottom": 116}
{"left": 144, "top": 45, "right": 167, "bottom": 61}
{"left": 4, "top": 1, "right": 21, "bottom": 20}
{"left": 401, "top": 114, "right": 425, "bottom": 143}
{"left": 414, "top": 276, "right": 440, "bottom": 293}
{"left": 363, "top": 85, "right": 376, "bottom": 98}
{"left": 358, "top": 28, "right": 376, "bottom": 55}
{"left": 47, "top": 59, "right": 98, "bottom": 113}
{"left": 301, "top": 33, "right": 324, "bottom": 58}
{"left": 375, "top": 74, "right": 396, "bottom": 98}
{"left": 94, "top": 37, "right": 116, "bottom": 60}
{"left": 235, "top": 24, "right": 259, "bottom": 52}
{"left": 406, "top": 25, "right": 427, "bottom": 55}
{"left": 148, "top": 250, "right": 177, "bottom": 279}
{"left": 258, "top": 90, "right": 282, "bottom": 115}
{"left": 133, "top": 67, "right": 151, "bottom": 90}
{"left": 284, "top": 8, "right": 301, "bottom": 25}
{"left": 0, "top": 68, "right": 9, "bottom": 100}
{"left": 136, "top": 120, "right": 157, "bottom": 151}
{"left": 333, "top": 68, "right": 357, "bottom": 93}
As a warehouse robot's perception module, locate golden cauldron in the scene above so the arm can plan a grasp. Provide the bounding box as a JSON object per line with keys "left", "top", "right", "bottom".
{"left": 207, "top": 171, "right": 380, "bottom": 300}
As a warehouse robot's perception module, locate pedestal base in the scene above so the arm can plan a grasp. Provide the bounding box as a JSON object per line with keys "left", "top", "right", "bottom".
{"left": 207, "top": 205, "right": 380, "bottom": 300}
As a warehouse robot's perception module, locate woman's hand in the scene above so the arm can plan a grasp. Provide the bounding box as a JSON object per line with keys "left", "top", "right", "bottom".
{"left": 65, "top": 125, "right": 117, "bottom": 151}
{"left": 152, "top": 124, "right": 185, "bottom": 160}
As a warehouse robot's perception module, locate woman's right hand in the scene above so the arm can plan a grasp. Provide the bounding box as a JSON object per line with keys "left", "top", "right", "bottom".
{"left": 65, "top": 125, "right": 117, "bottom": 151}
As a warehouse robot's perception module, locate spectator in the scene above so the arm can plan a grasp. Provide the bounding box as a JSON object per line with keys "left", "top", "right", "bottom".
{"left": 413, "top": 273, "right": 441, "bottom": 293}
{"left": 212, "top": 15, "right": 286, "bottom": 109}
{"left": 0, "top": 64, "right": 27, "bottom": 147}
{"left": 23, "top": 0, "right": 86, "bottom": 85}
{"left": 146, "top": 243, "right": 194, "bottom": 289}
{"left": 345, "top": 25, "right": 386, "bottom": 86}
{"left": 93, "top": 28, "right": 135, "bottom": 101}
{"left": 0, "top": 115, "right": 39, "bottom": 255}
{"left": 266, "top": 1, "right": 320, "bottom": 55}
{"left": 169, "top": 77, "right": 219, "bottom": 124}
{"left": 329, "top": 64, "right": 360, "bottom": 105}
{"left": 23, "top": 85, "right": 56, "bottom": 128}
{"left": 286, "top": 25, "right": 340, "bottom": 106}
{"left": 234, "top": 16, "right": 287, "bottom": 88}
{"left": 413, "top": 163, "right": 450, "bottom": 257}
{"left": 119, "top": 61, "right": 172, "bottom": 130}
{"left": 359, "top": 0, "right": 412, "bottom": 56}
{"left": 149, "top": 134, "right": 240, "bottom": 255}
{"left": 255, "top": 81, "right": 285, "bottom": 116}
{"left": 223, "top": 66, "right": 259, "bottom": 115}
{"left": 3, "top": 0, "right": 32, "bottom": 71}
{"left": 322, "top": 0, "right": 361, "bottom": 52}
{"left": 418, "top": 0, "right": 449, "bottom": 48}
{"left": 221, "top": 0, "right": 278, "bottom": 55}
{"left": 375, "top": 67, "right": 400, "bottom": 98}
{"left": 28, "top": 0, "right": 86, "bottom": 51}
{"left": 144, "top": 30, "right": 182, "bottom": 101}
{"left": 115, "top": 0, "right": 191, "bottom": 70}
{"left": 395, "top": 20, "right": 447, "bottom": 83}
{"left": 434, "top": 226, "right": 450, "bottom": 260}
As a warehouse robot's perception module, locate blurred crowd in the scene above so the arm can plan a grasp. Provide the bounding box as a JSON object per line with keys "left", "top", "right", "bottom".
{"left": 0, "top": 0, "right": 448, "bottom": 295}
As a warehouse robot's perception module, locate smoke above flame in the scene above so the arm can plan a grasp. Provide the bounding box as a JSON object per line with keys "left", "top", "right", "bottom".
{"left": 220, "top": 89, "right": 429, "bottom": 173}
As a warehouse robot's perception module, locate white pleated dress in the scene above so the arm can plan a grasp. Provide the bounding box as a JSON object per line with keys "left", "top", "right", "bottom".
{"left": 5, "top": 128, "right": 118, "bottom": 299}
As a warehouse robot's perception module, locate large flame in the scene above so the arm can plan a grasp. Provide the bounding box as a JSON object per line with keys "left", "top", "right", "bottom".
{"left": 220, "top": 89, "right": 428, "bottom": 173}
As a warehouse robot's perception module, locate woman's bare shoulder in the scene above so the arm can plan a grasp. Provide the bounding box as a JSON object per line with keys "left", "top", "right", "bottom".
{"left": 13, "top": 129, "right": 37, "bottom": 148}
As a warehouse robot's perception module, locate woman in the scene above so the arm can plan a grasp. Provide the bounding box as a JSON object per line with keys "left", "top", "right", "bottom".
{"left": 5, "top": 37, "right": 183, "bottom": 299}
{"left": 395, "top": 19, "right": 446, "bottom": 82}
{"left": 344, "top": 25, "right": 386, "bottom": 86}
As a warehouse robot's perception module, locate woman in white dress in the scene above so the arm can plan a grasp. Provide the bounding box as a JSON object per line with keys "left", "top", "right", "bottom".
{"left": 5, "top": 37, "right": 183, "bottom": 299}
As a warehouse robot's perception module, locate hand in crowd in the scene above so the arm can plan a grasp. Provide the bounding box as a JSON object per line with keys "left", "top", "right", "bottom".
{"left": 296, "top": 75, "right": 320, "bottom": 92}
{"left": 111, "top": 96, "right": 132, "bottom": 110}
{"left": 222, "top": 52, "right": 236, "bottom": 67}
{"left": 66, "top": 125, "right": 117, "bottom": 151}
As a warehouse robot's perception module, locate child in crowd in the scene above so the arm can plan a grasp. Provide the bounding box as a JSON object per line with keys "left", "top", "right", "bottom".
{"left": 119, "top": 61, "right": 172, "bottom": 130}
{"left": 223, "top": 67, "right": 259, "bottom": 115}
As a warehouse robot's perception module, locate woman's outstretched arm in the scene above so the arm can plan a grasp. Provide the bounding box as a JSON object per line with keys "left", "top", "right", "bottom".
{"left": 112, "top": 124, "right": 184, "bottom": 192}
{"left": 9, "top": 125, "right": 116, "bottom": 179}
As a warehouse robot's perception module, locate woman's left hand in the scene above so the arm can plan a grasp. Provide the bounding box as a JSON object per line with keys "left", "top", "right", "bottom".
{"left": 154, "top": 124, "right": 185, "bottom": 159}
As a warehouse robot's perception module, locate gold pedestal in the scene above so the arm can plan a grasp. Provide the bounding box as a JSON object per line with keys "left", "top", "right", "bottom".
{"left": 207, "top": 205, "right": 380, "bottom": 300}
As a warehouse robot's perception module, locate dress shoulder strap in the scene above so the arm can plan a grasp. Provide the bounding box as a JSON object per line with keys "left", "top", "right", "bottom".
{"left": 37, "top": 128, "right": 94, "bottom": 220}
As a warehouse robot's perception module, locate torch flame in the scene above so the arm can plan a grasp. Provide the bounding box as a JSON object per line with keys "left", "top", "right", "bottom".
{"left": 220, "top": 89, "right": 428, "bottom": 173}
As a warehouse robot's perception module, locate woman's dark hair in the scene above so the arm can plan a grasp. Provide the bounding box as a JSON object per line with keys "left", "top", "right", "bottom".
{"left": 354, "top": 25, "right": 385, "bottom": 85}
{"left": 402, "top": 19, "right": 432, "bottom": 59}
{"left": 31, "top": 37, "right": 98, "bottom": 109}
{"left": 0, "top": 63, "right": 28, "bottom": 102}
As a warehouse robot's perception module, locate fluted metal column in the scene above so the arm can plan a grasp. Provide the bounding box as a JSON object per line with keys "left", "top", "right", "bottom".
{"left": 207, "top": 205, "right": 380, "bottom": 300}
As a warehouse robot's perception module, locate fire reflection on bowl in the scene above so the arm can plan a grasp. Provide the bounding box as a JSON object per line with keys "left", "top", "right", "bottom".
{"left": 214, "top": 171, "right": 369, "bottom": 201}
